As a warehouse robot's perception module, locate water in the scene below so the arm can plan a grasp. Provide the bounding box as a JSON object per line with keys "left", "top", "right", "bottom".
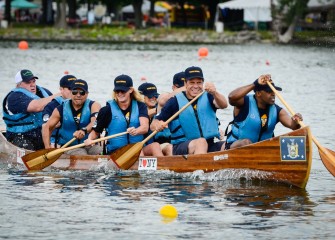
{"left": 0, "top": 42, "right": 335, "bottom": 239}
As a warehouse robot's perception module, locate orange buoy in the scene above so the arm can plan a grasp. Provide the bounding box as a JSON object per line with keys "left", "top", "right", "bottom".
{"left": 18, "top": 41, "right": 29, "bottom": 50}
{"left": 266, "top": 60, "right": 270, "bottom": 66}
{"left": 64, "top": 71, "right": 69, "bottom": 74}
{"left": 140, "top": 76, "right": 147, "bottom": 81}
{"left": 198, "top": 47, "right": 209, "bottom": 58}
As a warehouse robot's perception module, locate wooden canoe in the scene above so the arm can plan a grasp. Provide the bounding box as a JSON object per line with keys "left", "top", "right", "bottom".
{"left": 0, "top": 126, "right": 313, "bottom": 188}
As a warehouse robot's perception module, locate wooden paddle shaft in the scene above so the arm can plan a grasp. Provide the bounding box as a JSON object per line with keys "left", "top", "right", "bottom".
{"left": 26, "top": 132, "right": 128, "bottom": 169}
{"left": 61, "top": 137, "right": 76, "bottom": 149}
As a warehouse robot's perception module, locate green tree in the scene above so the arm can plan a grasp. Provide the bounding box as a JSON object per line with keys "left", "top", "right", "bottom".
{"left": 273, "top": 0, "right": 309, "bottom": 43}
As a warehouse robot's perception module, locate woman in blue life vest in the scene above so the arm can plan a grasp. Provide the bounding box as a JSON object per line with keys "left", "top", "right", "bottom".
{"left": 42, "top": 79, "right": 102, "bottom": 155}
{"left": 2, "top": 69, "right": 61, "bottom": 150}
{"left": 85, "top": 75, "right": 164, "bottom": 157}
{"left": 151, "top": 66, "right": 228, "bottom": 155}
{"left": 225, "top": 74, "right": 303, "bottom": 150}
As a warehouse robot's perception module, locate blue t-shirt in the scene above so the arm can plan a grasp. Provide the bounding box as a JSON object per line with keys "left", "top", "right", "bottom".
{"left": 42, "top": 99, "right": 62, "bottom": 122}
{"left": 234, "top": 95, "right": 282, "bottom": 123}
{"left": 155, "top": 91, "right": 216, "bottom": 121}
{"left": 93, "top": 101, "right": 148, "bottom": 134}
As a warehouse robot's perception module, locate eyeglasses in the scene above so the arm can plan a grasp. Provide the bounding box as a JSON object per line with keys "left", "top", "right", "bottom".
{"left": 72, "top": 90, "right": 86, "bottom": 96}
{"left": 115, "top": 90, "right": 126, "bottom": 94}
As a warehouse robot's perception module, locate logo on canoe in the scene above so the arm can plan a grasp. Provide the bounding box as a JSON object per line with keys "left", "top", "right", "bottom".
{"left": 138, "top": 157, "right": 157, "bottom": 170}
{"left": 280, "top": 136, "right": 306, "bottom": 161}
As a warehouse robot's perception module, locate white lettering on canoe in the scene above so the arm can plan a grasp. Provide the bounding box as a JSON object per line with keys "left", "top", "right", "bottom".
{"left": 213, "top": 154, "right": 228, "bottom": 161}
{"left": 138, "top": 157, "right": 157, "bottom": 170}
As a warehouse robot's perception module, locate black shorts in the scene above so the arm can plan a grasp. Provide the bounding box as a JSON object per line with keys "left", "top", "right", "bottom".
{"left": 172, "top": 139, "right": 225, "bottom": 155}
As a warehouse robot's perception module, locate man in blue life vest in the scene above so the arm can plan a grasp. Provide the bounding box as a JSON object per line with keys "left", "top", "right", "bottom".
{"left": 42, "top": 74, "right": 77, "bottom": 147}
{"left": 225, "top": 74, "right": 303, "bottom": 150}
{"left": 138, "top": 82, "right": 170, "bottom": 156}
{"left": 42, "top": 79, "right": 102, "bottom": 155}
{"left": 151, "top": 66, "right": 228, "bottom": 155}
{"left": 2, "top": 69, "right": 61, "bottom": 150}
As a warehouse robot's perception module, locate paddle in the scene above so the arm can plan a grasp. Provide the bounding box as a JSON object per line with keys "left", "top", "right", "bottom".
{"left": 22, "top": 131, "right": 128, "bottom": 171}
{"left": 267, "top": 81, "right": 335, "bottom": 177}
{"left": 111, "top": 91, "right": 206, "bottom": 170}
{"left": 61, "top": 137, "right": 76, "bottom": 148}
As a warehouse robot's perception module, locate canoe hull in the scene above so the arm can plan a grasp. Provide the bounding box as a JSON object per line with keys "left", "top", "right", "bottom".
{"left": 0, "top": 127, "right": 313, "bottom": 188}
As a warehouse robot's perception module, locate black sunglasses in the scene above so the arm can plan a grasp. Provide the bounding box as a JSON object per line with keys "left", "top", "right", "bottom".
{"left": 72, "top": 90, "right": 86, "bottom": 96}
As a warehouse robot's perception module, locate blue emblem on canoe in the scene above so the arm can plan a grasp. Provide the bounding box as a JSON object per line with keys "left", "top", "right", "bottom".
{"left": 280, "top": 136, "right": 306, "bottom": 161}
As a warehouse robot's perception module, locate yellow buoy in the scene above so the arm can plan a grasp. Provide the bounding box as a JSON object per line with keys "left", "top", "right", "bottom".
{"left": 18, "top": 41, "right": 29, "bottom": 50}
{"left": 159, "top": 204, "right": 178, "bottom": 218}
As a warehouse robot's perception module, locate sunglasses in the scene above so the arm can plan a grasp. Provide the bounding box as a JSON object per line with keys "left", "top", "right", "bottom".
{"left": 72, "top": 90, "right": 86, "bottom": 96}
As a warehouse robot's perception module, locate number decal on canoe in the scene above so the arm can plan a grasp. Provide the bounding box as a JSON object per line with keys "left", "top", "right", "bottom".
{"left": 138, "top": 157, "right": 157, "bottom": 170}
{"left": 280, "top": 136, "right": 306, "bottom": 161}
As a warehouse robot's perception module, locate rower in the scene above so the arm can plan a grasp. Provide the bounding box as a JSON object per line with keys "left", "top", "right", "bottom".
{"left": 225, "top": 74, "right": 303, "bottom": 150}
{"left": 151, "top": 66, "right": 228, "bottom": 155}
{"left": 2, "top": 69, "right": 61, "bottom": 150}
{"left": 42, "top": 79, "right": 102, "bottom": 155}
{"left": 85, "top": 74, "right": 163, "bottom": 157}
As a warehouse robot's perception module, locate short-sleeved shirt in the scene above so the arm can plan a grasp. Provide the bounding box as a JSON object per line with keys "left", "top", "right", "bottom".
{"left": 155, "top": 91, "right": 216, "bottom": 122}
{"left": 7, "top": 87, "right": 52, "bottom": 114}
{"left": 43, "top": 99, "right": 62, "bottom": 122}
{"left": 93, "top": 101, "right": 148, "bottom": 134}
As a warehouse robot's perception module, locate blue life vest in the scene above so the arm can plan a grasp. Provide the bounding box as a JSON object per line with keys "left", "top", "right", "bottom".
{"left": 226, "top": 94, "right": 278, "bottom": 144}
{"left": 106, "top": 100, "right": 143, "bottom": 153}
{"left": 2, "top": 86, "right": 50, "bottom": 133}
{"left": 57, "top": 99, "right": 92, "bottom": 146}
{"left": 169, "top": 92, "right": 219, "bottom": 145}
{"left": 49, "top": 97, "right": 68, "bottom": 144}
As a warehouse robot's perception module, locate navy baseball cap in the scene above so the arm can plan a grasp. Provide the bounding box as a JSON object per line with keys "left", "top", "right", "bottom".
{"left": 173, "top": 72, "right": 186, "bottom": 88}
{"left": 59, "top": 75, "right": 77, "bottom": 88}
{"left": 70, "top": 79, "right": 89, "bottom": 92}
{"left": 185, "top": 66, "right": 204, "bottom": 80}
{"left": 114, "top": 74, "right": 133, "bottom": 92}
{"left": 138, "top": 83, "right": 160, "bottom": 98}
{"left": 15, "top": 69, "right": 38, "bottom": 83}
{"left": 254, "top": 81, "right": 282, "bottom": 92}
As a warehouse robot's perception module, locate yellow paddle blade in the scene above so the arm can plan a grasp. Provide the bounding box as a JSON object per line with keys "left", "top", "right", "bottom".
{"left": 22, "top": 148, "right": 65, "bottom": 170}
{"left": 318, "top": 147, "right": 335, "bottom": 177}
{"left": 111, "top": 142, "right": 143, "bottom": 170}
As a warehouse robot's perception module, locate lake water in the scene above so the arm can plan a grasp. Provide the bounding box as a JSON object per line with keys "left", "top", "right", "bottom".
{"left": 0, "top": 42, "right": 335, "bottom": 239}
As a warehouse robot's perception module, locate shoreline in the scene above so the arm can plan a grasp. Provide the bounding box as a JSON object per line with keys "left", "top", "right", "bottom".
{"left": 0, "top": 27, "right": 334, "bottom": 47}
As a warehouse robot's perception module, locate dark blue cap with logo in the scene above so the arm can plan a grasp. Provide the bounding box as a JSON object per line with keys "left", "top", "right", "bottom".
{"left": 138, "top": 83, "right": 160, "bottom": 98}
{"left": 254, "top": 80, "right": 282, "bottom": 92}
{"left": 70, "top": 79, "right": 89, "bottom": 92}
{"left": 173, "top": 72, "right": 186, "bottom": 88}
{"left": 185, "top": 66, "right": 204, "bottom": 80}
{"left": 60, "top": 75, "right": 77, "bottom": 88}
{"left": 15, "top": 69, "right": 38, "bottom": 83}
{"left": 114, "top": 74, "right": 133, "bottom": 92}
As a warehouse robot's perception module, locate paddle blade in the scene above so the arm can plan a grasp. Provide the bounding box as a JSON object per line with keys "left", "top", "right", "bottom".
{"left": 111, "top": 143, "right": 143, "bottom": 170}
{"left": 22, "top": 148, "right": 64, "bottom": 171}
{"left": 318, "top": 147, "right": 335, "bottom": 177}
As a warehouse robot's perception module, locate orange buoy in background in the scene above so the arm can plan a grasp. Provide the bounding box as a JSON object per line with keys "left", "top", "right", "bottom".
{"left": 198, "top": 47, "right": 209, "bottom": 58}
{"left": 140, "top": 76, "right": 147, "bottom": 81}
{"left": 18, "top": 41, "right": 29, "bottom": 50}
{"left": 266, "top": 60, "right": 270, "bottom": 66}
{"left": 64, "top": 71, "right": 69, "bottom": 74}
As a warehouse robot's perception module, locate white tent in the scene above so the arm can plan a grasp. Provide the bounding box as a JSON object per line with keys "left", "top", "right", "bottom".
{"left": 216, "top": 0, "right": 273, "bottom": 22}
{"left": 121, "top": 0, "right": 167, "bottom": 14}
